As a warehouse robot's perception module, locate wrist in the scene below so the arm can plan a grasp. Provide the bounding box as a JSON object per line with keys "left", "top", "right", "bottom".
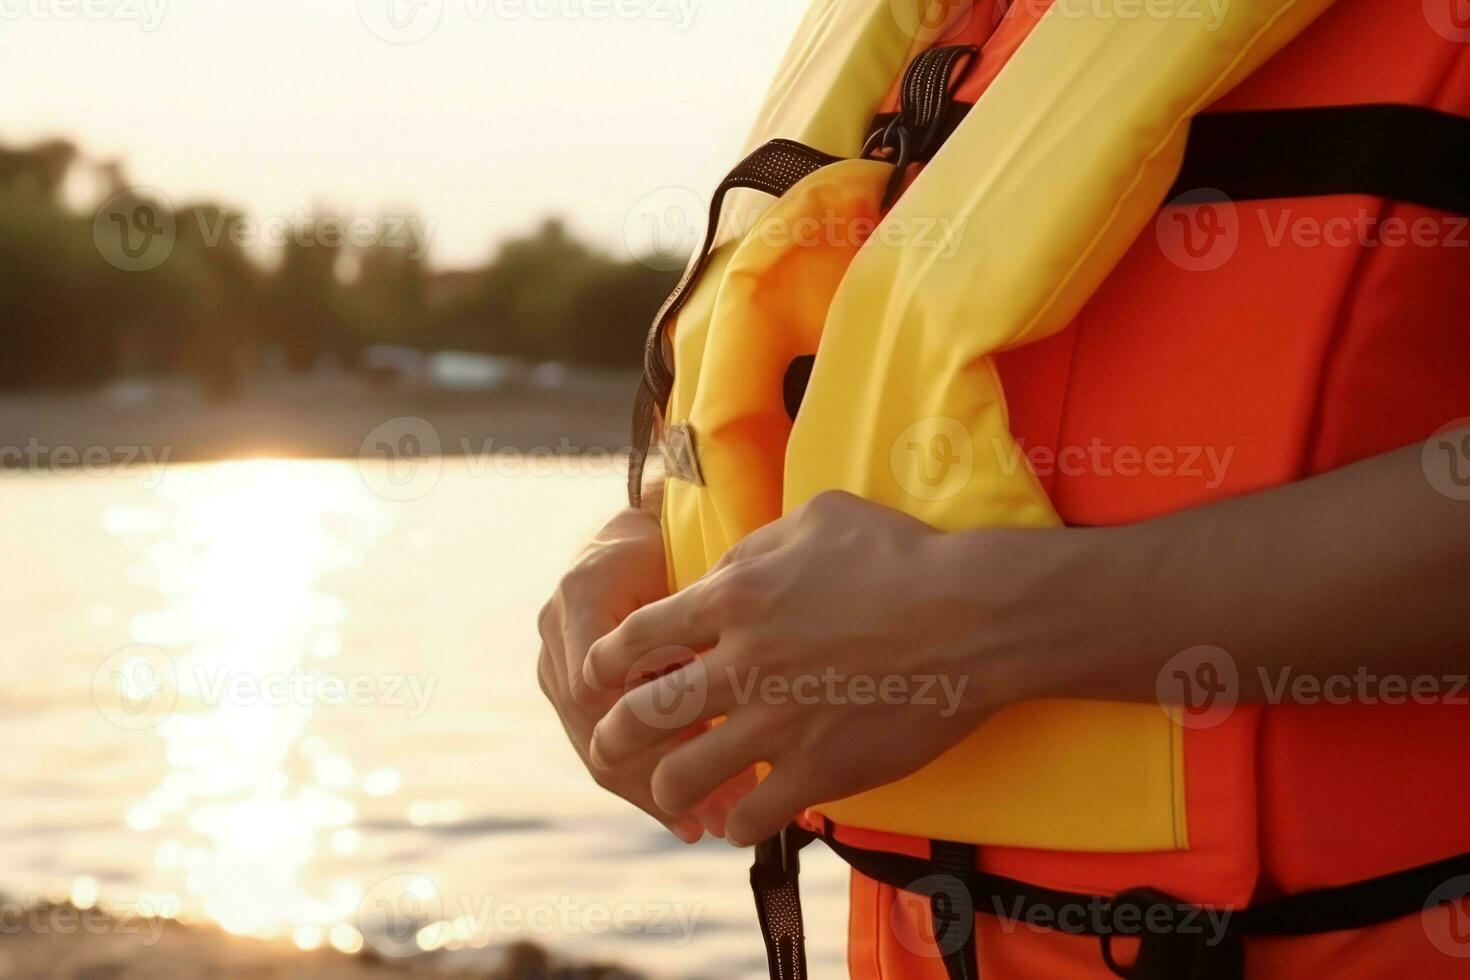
{"left": 924, "top": 521, "right": 1167, "bottom": 709}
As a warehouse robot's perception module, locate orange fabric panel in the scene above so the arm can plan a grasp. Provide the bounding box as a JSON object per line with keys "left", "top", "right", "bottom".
{"left": 1248, "top": 42, "right": 1470, "bottom": 896}
{"left": 1306, "top": 199, "right": 1470, "bottom": 474}
{"left": 1258, "top": 704, "right": 1470, "bottom": 894}
{"left": 1213, "top": 0, "right": 1466, "bottom": 110}
{"left": 844, "top": 0, "right": 1470, "bottom": 974}
{"left": 1044, "top": 194, "right": 1379, "bottom": 525}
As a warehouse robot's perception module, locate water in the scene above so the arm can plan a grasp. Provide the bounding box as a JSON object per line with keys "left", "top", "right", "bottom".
{"left": 0, "top": 458, "right": 847, "bottom": 978}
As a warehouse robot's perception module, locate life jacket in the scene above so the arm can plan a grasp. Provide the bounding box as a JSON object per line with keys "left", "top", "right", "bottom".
{"left": 626, "top": 1, "right": 1470, "bottom": 977}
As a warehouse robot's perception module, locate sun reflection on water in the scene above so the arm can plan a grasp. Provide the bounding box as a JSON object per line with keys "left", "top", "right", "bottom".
{"left": 105, "top": 460, "right": 395, "bottom": 939}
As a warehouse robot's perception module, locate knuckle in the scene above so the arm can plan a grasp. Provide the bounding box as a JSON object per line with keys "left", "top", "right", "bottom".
{"left": 708, "top": 566, "right": 768, "bottom": 620}
{"left": 561, "top": 559, "right": 606, "bottom": 600}
{"left": 589, "top": 766, "right": 616, "bottom": 793}
{"left": 807, "top": 489, "right": 850, "bottom": 516}
{"left": 536, "top": 600, "right": 559, "bottom": 641}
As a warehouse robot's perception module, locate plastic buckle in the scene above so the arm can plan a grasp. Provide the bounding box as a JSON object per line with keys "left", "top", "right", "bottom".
{"left": 661, "top": 421, "right": 704, "bottom": 486}
{"left": 1099, "top": 888, "right": 1243, "bottom": 980}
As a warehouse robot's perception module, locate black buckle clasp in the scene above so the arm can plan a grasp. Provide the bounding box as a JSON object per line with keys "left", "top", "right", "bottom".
{"left": 1100, "top": 887, "right": 1244, "bottom": 980}
{"left": 860, "top": 43, "right": 980, "bottom": 209}
{"left": 753, "top": 823, "right": 815, "bottom": 880}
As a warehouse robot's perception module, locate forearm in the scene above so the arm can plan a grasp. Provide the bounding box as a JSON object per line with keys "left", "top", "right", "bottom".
{"left": 944, "top": 431, "right": 1470, "bottom": 704}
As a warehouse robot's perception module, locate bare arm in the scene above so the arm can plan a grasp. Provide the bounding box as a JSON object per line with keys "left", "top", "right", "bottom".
{"left": 582, "top": 430, "right": 1470, "bottom": 844}
{"left": 1001, "top": 427, "right": 1470, "bottom": 704}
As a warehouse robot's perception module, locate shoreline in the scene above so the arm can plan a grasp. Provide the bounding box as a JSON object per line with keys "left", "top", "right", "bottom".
{"left": 0, "top": 370, "right": 638, "bottom": 471}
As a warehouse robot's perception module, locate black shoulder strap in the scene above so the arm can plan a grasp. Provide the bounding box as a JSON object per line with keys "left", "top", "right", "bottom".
{"left": 628, "top": 139, "right": 841, "bottom": 506}
{"left": 864, "top": 102, "right": 1470, "bottom": 216}
{"left": 1171, "top": 103, "right": 1470, "bottom": 215}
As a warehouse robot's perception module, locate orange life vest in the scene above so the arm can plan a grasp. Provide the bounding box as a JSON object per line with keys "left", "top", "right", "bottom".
{"left": 628, "top": 0, "right": 1470, "bottom": 976}
{"left": 839, "top": 1, "right": 1470, "bottom": 976}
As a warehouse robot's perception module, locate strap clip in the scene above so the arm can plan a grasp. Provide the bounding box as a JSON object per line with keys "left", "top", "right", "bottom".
{"left": 1100, "top": 888, "right": 1243, "bottom": 980}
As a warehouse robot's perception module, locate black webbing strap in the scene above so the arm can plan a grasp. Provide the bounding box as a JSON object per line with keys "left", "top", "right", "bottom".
{"left": 867, "top": 102, "right": 1470, "bottom": 215}
{"left": 1170, "top": 103, "right": 1470, "bottom": 215}
{"left": 930, "top": 840, "right": 981, "bottom": 980}
{"left": 863, "top": 45, "right": 979, "bottom": 208}
{"left": 628, "top": 139, "right": 842, "bottom": 507}
{"left": 629, "top": 44, "right": 985, "bottom": 503}
{"left": 1237, "top": 846, "right": 1470, "bottom": 936}
{"left": 751, "top": 824, "right": 818, "bottom": 980}
{"left": 753, "top": 822, "right": 1470, "bottom": 980}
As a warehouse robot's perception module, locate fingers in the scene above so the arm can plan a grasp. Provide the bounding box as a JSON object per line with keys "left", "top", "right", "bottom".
{"left": 589, "top": 652, "right": 732, "bottom": 768}
{"left": 562, "top": 602, "right": 620, "bottom": 709}
{"left": 582, "top": 587, "right": 719, "bottom": 693}
{"left": 649, "top": 714, "right": 771, "bottom": 816}
{"left": 692, "top": 766, "right": 760, "bottom": 838}
{"left": 725, "top": 763, "right": 819, "bottom": 847}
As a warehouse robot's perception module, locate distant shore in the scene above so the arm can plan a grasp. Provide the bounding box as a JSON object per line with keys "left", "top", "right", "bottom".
{"left": 0, "top": 902, "right": 641, "bottom": 980}
{"left": 0, "top": 369, "right": 638, "bottom": 471}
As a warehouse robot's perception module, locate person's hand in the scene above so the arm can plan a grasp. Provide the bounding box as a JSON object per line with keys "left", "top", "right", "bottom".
{"left": 582, "top": 491, "right": 1059, "bottom": 846}
{"left": 579, "top": 434, "right": 1470, "bottom": 847}
{"left": 538, "top": 500, "right": 743, "bottom": 842}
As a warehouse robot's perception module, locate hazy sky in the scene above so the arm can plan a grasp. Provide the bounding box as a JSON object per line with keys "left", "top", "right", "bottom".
{"left": 1, "top": 0, "right": 810, "bottom": 268}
